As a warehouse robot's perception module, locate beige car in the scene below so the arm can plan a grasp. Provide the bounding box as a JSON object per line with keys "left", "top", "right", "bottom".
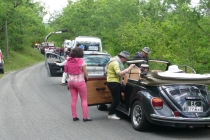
{"left": 45, "top": 51, "right": 113, "bottom": 107}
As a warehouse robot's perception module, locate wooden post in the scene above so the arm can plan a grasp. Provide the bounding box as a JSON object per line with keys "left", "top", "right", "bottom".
{"left": 5, "top": 19, "right": 8, "bottom": 59}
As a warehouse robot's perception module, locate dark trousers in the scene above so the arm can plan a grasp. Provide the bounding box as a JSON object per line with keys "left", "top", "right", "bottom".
{"left": 107, "top": 82, "right": 121, "bottom": 115}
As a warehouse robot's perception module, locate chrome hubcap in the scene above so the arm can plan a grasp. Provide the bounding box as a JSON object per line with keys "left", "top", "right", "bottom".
{"left": 133, "top": 105, "right": 142, "bottom": 126}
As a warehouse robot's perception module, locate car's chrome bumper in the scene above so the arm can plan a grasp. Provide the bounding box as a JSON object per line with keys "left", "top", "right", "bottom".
{"left": 150, "top": 114, "right": 210, "bottom": 124}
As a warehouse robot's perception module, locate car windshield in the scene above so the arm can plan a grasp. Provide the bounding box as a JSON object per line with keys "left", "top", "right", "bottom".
{"left": 83, "top": 54, "right": 110, "bottom": 66}
{"left": 66, "top": 42, "right": 71, "bottom": 45}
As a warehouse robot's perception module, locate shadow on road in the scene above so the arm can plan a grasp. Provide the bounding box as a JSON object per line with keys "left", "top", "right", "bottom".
{"left": 112, "top": 107, "right": 210, "bottom": 139}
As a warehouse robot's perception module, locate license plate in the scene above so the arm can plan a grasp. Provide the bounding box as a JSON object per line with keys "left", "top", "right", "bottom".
{"left": 187, "top": 101, "right": 203, "bottom": 112}
{"left": 88, "top": 46, "right": 98, "bottom": 51}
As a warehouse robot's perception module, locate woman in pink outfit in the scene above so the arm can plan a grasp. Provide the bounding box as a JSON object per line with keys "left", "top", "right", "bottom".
{"left": 64, "top": 47, "right": 92, "bottom": 122}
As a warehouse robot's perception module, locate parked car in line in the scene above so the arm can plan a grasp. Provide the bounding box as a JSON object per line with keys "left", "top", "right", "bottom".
{"left": 45, "top": 51, "right": 111, "bottom": 78}
{"left": 34, "top": 43, "right": 40, "bottom": 49}
{"left": 62, "top": 39, "right": 73, "bottom": 48}
{"left": 116, "top": 59, "right": 210, "bottom": 131}
{"left": 83, "top": 51, "right": 111, "bottom": 77}
{"left": 72, "top": 36, "right": 103, "bottom": 52}
{"left": 45, "top": 55, "right": 210, "bottom": 132}
{"left": 40, "top": 42, "right": 55, "bottom": 55}
{"left": 0, "top": 49, "right": 4, "bottom": 74}
{"left": 44, "top": 50, "right": 112, "bottom": 104}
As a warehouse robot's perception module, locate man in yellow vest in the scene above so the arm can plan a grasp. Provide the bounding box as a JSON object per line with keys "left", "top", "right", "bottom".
{"left": 106, "top": 51, "right": 135, "bottom": 120}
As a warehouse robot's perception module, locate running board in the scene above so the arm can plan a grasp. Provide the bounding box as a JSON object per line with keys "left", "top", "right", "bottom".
{"left": 116, "top": 103, "right": 130, "bottom": 116}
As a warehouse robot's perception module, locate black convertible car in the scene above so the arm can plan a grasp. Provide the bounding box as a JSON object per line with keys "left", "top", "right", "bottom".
{"left": 45, "top": 55, "right": 210, "bottom": 131}
{"left": 117, "top": 59, "right": 210, "bottom": 131}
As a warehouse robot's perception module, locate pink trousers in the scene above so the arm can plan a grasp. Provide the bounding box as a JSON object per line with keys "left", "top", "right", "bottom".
{"left": 68, "top": 81, "right": 89, "bottom": 118}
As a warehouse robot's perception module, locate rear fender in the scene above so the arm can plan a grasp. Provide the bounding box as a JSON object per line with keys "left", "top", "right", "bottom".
{"left": 130, "top": 90, "right": 173, "bottom": 122}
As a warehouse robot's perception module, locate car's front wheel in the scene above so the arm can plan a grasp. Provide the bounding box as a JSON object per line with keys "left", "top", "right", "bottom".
{"left": 131, "top": 100, "right": 150, "bottom": 131}
{"left": 0, "top": 69, "right": 4, "bottom": 74}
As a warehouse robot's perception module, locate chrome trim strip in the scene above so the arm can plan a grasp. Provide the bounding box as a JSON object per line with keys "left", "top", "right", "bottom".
{"left": 150, "top": 114, "right": 210, "bottom": 124}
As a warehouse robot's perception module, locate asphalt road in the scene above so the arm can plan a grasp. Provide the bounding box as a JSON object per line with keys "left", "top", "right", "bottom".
{"left": 0, "top": 62, "right": 210, "bottom": 140}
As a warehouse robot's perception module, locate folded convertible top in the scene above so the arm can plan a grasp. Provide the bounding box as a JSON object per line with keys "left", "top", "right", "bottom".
{"left": 141, "top": 72, "right": 210, "bottom": 86}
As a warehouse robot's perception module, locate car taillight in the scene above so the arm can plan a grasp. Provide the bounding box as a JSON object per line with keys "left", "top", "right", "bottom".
{"left": 173, "top": 111, "right": 180, "bottom": 117}
{"left": 151, "top": 97, "right": 163, "bottom": 110}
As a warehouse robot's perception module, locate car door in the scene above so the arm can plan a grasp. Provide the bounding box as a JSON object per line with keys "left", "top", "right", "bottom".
{"left": 45, "top": 52, "right": 65, "bottom": 77}
{"left": 86, "top": 77, "right": 112, "bottom": 106}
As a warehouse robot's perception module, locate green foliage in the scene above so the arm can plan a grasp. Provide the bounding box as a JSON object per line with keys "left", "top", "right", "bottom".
{"left": 0, "top": 0, "right": 48, "bottom": 78}
{"left": 0, "top": 0, "right": 47, "bottom": 52}
{"left": 1, "top": 0, "right": 210, "bottom": 76}
{"left": 46, "top": 0, "right": 210, "bottom": 74}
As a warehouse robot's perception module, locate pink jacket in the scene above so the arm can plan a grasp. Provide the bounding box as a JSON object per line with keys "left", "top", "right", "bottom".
{"left": 64, "top": 57, "right": 84, "bottom": 74}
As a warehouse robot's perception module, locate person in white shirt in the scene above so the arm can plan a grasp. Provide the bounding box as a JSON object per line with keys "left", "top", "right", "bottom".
{"left": 54, "top": 48, "right": 71, "bottom": 85}
{"left": 54, "top": 60, "right": 67, "bottom": 85}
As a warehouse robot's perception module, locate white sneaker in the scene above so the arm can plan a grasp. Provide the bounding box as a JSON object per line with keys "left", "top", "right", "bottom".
{"left": 108, "top": 114, "right": 120, "bottom": 120}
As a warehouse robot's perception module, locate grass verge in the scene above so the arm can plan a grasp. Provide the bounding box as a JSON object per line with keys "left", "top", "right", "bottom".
{"left": 0, "top": 48, "right": 44, "bottom": 79}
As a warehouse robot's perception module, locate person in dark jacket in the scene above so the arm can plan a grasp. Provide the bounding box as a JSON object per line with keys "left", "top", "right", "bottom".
{"left": 64, "top": 48, "right": 71, "bottom": 59}
{"left": 133, "top": 47, "right": 151, "bottom": 67}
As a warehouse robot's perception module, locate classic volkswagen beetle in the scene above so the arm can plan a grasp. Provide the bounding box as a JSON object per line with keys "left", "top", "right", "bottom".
{"left": 45, "top": 54, "right": 210, "bottom": 131}
{"left": 115, "top": 59, "right": 210, "bottom": 131}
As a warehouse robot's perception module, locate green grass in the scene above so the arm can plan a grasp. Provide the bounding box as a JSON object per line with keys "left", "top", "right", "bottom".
{"left": 0, "top": 48, "right": 44, "bottom": 79}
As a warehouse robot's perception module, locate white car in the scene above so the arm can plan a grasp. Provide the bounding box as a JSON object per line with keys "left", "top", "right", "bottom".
{"left": 62, "top": 40, "right": 72, "bottom": 48}
{"left": 83, "top": 51, "right": 111, "bottom": 77}
{"left": 72, "top": 36, "right": 103, "bottom": 52}
{"left": 45, "top": 51, "right": 111, "bottom": 77}
{"left": 45, "top": 51, "right": 113, "bottom": 106}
